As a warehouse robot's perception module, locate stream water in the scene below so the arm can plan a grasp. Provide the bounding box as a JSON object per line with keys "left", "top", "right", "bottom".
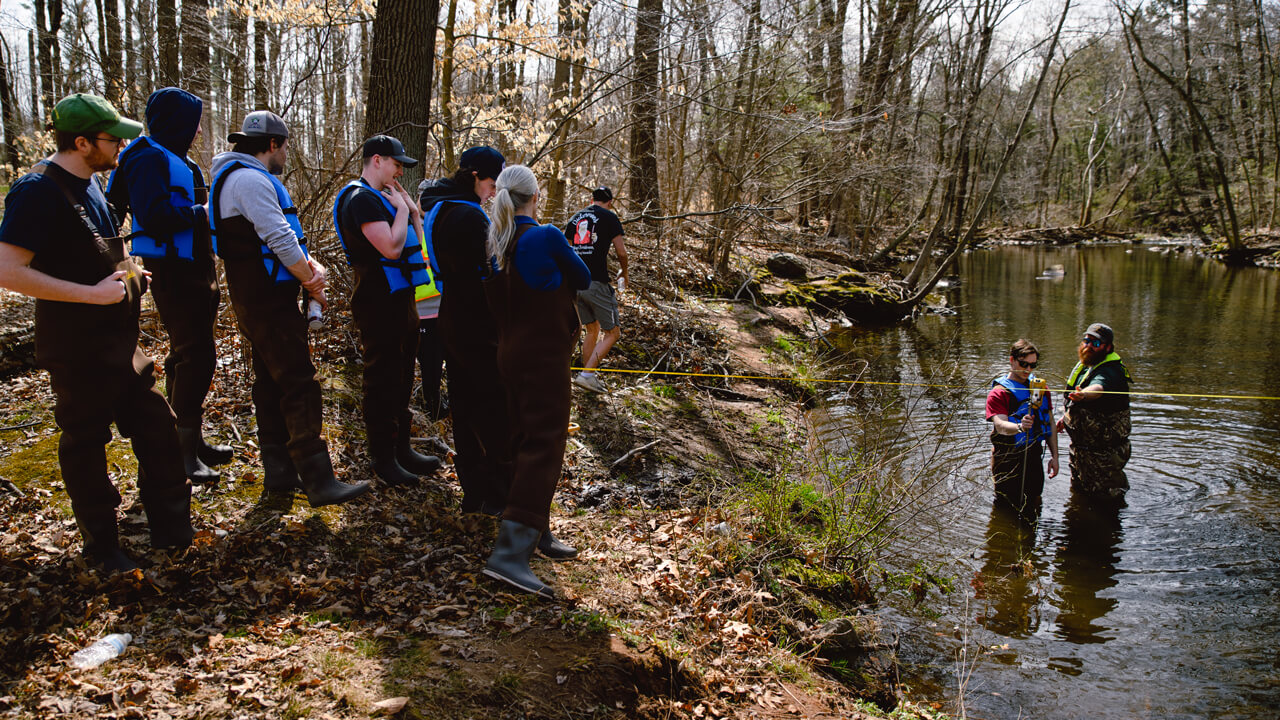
{"left": 812, "top": 244, "right": 1280, "bottom": 719}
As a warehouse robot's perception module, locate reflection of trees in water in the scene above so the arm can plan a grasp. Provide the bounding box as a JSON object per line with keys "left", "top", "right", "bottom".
{"left": 974, "top": 500, "right": 1046, "bottom": 640}
{"left": 1051, "top": 492, "right": 1125, "bottom": 645}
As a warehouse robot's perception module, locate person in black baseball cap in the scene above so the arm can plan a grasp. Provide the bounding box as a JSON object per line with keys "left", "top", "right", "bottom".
{"left": 418, "top": 145, "right": 511, "bottom": 516}
{"left": 1058, "top": 322, "right": 1133, "bottom": 500}
{"left": 565, "top": 185, "right": 627, "bottom": 394}
{"left": 332, "top": 134, "right": 441, "bottom": 486}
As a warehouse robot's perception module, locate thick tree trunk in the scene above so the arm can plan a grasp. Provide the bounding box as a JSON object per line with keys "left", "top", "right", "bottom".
{"left": 97, "top": 0, "right": 124, "bottom": 107}
{"left": 253, "top": 17, "right": 269, "bottom": 110}
{"left": 364, "top": 0, "right": 439, "bottom": 191}
{"left": 439, "top": 0, "right": 459, "bottom": 170}
{"left": 182, "top": 0, "right": 210, "bottom": 101}
{"left": 157, "top": 0, "right": 179, "bottom": 87}
{"left": 628, "top": 0, "right": 663, "bottom": 226}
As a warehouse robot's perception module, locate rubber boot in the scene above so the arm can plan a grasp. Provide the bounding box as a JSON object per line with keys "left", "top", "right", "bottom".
{"left": 260, "top": 443, "right": 302, "bottom": 494}
{"left": 538, "top": 529, "right": 579, "bottom": 560}
{"left": 145, "top": 490, "right": 194, "bottom": 551}
{"left": 483, "top": 519, "right": 556, "bottom": 599}
{"left": 176, "top": 426, "right": 220, "bottom": 484}
{"left": 396, "top": 434, "right": 441, "bottom": 476}
{"left": 296, "top": 452, "right": 369, "bottom": 507}
{"left": 372, "top": 440, "right": 419, "bottom": 487}
{"left": 77, "top": 512, "right": 139, "bottom": 573}
{"left": 196, "top": 434, "right": 234, "bottom": 467}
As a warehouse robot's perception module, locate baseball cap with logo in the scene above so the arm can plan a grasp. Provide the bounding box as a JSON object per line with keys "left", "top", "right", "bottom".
{"left": 227, "top": 110, "right": 289, "bottom": 143}
{"left": 1084, "top": 323, "right": 1114, "bottom": 345}
{"left": 50, "top": 93, "right": 143, "bottom": 139}
{"left": 362, "top": 135, "right": 418, "bottom": 167}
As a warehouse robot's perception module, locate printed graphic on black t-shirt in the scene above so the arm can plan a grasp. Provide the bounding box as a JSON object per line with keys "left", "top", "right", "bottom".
{"left": 563, "top": 206, "right": 623, "bottom": 283}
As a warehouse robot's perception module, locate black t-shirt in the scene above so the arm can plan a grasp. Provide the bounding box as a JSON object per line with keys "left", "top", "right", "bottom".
{"left": 563, "top": 205, "right": 624, "bottom": 282}
{"left": 337, "top": 184, "right": 394, "bottom": 267}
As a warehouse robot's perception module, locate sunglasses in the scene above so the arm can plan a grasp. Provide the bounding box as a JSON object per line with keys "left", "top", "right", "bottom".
{"left": 1083, "top": 337, "right": 1105, "bottom": 348}
{"left": 1016, "top": 358, "right": 1037, "bottom": 369}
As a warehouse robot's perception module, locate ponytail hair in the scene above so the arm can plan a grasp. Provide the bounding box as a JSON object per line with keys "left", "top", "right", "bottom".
{"left": 488, "top": 164, "right": 539, "bottom": 270}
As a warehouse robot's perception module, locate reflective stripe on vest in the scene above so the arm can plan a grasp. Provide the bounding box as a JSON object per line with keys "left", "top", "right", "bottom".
{"left": 993, "top": 375, "right": 1053, "bottom": 447}
{"left": 332, "top": 180, "right": 432, "bottom": 295}
{"left": 1067, "top": 352, "right": 1130, "bottom": 390}
{"left": 209, "top": 160, "right": 309, "bottom": 284}
{"left": 107, "top": 136, "right": 198, "bottom": 261}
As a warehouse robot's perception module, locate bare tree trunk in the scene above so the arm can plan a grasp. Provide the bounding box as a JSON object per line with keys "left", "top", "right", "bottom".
{"left": 629, "top": 0, "right": 663, "bottom": 226}
{"left": 228, "top": 8, "right": 247, "bottom": 122}
{"left": 157, "top": 0, "right": 179, "bottom": 87}
{"left": 365, "top": 0, "right": 439, "bottom": 191}
{"left": 438, "top": 0, "right": 459, "bottom": 170}
{"left": 181, "top": 0, "right": 210, "bottom": 101}
{"left": 27, "top": 32, "right": 39, "bottom": 123}
{"left": 253, "top": 16, "right": 269, "bottom": 110}
{"left": 0, "top": 36, "right": 21, "bottom": 175}
{"left": 97, "top": 0, "right": 124, "bottom": 107}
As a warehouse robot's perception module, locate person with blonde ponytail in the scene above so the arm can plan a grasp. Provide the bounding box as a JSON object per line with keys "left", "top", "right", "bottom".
{"left": 481, "top": 164, "right": 590, "bottom": 599}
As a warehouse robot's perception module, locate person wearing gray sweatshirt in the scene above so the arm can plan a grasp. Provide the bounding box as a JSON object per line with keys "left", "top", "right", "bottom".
{"left": 209, "top": 110, "right": 369, "bottom": 507}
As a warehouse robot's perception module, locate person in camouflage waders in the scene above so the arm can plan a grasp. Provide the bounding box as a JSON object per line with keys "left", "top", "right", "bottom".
{"left": 1057, "top": 323, "right": 1132, "bottom": 500}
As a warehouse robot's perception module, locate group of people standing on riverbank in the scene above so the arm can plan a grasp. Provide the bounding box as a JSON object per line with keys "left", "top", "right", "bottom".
{"left": 985, "top": 323, "right": 1133, "bottom": 513}
{"left": 0, "top": 90, "right": 630, "bottom": 600}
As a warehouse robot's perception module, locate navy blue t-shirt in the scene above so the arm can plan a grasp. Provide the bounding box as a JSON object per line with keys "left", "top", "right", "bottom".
{"left": 0, "top": 161, "right": 117, "bottom": 256}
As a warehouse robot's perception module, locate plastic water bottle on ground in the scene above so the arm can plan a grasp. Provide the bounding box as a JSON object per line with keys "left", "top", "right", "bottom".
{"left": 305, "top": 299, "right": 324, "bottom": 330}
{"left": 69, "top": 633, "right": 132, "bottom": 669}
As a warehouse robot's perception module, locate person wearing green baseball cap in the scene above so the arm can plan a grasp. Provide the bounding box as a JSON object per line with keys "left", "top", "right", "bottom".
{"left": 0, "top": 92, "right": 192, "bottom": 573}
{"left": 49, "top": 92, "right": 145, "bottom": 141}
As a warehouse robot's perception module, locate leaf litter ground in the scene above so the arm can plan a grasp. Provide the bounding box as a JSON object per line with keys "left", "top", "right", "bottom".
{"left": 0, "top": 258, "right": 888, "bottom": 720}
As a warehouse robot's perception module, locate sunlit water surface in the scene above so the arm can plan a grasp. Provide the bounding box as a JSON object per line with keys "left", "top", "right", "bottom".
{"left": 812, "top": 244, "right": 1280, "bottom": 719}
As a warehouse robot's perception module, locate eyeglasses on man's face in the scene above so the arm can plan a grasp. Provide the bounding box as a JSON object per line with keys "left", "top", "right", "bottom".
{"left": 1083, "top": 337, "right": 1105, "bottom": 349}
{"left": 92, "top": 135, "right": 124, "bottom": 147}
{"left": 1016, "top": 358, "right": 1037, "bottom": 369}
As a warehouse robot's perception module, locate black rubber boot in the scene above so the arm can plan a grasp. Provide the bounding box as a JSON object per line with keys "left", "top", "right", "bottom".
{"left": 261, "top": 443, "right": 302, "bottom": 494}
{"left": 77, "top": 512, "right": 139, "bottom": 573}
{"left": 538, "top": 529, "right": 579, "bottom": 560}
{"left": 372, "top": 438, "right": 419, "bottom": 487}
{"left": 176, "top": 426, "right": 220, "bottom": 484}
{"left": 196, "top": 434, "right": 234, "bottom": 467}
{"left": 146, "top": 493, "right": 194, "bottom": 550}
{"left": 396, "top": 434, "right": 441, "bottom": 476}
{"left": 484, "top": 520, "right": 556, "bottom": 599}
{"left": 296, "top": 452, "right": 370, "bottom": 507}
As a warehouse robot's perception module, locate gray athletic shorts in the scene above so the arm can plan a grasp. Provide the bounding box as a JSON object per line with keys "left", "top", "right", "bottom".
{"left": 576, "top": 280, "right": 619, "bottom": 331}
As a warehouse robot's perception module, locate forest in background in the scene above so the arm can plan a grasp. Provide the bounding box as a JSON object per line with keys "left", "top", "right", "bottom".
{"left": 0, "top": 0, "right": 1276, "bottom": 275}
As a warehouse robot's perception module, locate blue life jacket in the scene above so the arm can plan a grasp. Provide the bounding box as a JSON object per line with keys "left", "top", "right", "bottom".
{"left": 422, "top": 198, "right": 489, "bottom": 287}
{"left": 209, "top": 160, "right": 309, "bottom": 284}
{"left": 332, "top": 180, "right": 432, "bottom": 295}
{"left": 993, "top": 375, "right": 1053, "bottom": 448}
{"left": 107, "top": 136, "right": 199, "bottom": 261}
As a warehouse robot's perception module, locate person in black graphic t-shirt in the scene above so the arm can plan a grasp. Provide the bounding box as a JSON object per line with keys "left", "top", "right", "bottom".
{"left": 563, "top": 187, "right": 627, "bottom": 394}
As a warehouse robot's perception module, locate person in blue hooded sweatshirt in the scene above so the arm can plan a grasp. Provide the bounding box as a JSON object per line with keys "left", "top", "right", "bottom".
{"left": 107, "top": 87, "right": 228, "bottom": 485}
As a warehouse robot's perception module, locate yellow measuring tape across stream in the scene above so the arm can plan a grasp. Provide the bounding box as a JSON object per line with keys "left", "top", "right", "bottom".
{"left": 570, "top": 366, "right": 1280, "bottom": 402}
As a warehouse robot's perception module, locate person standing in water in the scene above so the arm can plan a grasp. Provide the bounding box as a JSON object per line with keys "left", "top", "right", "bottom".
{"left": 986, "top": 339, "right": 1059, "bottom": 513}
{"left": 1058, "top": 323, "right": 1132, "bottom": 501}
